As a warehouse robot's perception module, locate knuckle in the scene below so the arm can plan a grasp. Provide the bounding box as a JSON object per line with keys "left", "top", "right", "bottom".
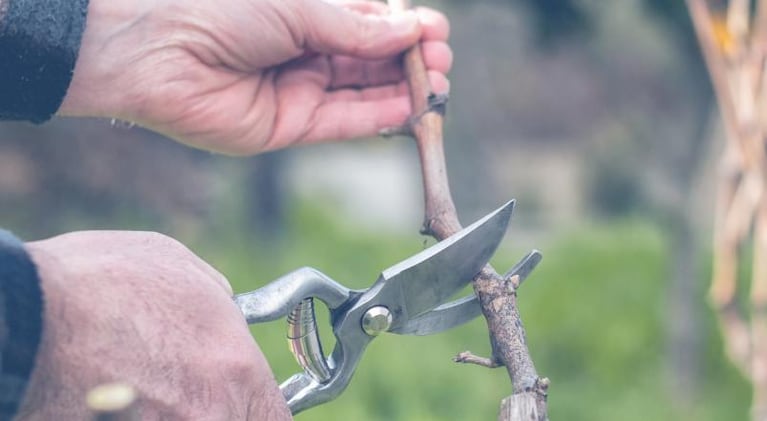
{"left": 146, "top": 231, "right": 190, "bottom": 251}
{"left": 141, "top": 231, "right": 181, "bottom": 249}
{"left": 215, "top": 349, "right": 264, "bottom": 386}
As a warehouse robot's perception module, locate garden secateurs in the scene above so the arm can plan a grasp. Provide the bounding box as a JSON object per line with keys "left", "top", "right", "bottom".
{"left": 234, "top": 200, "right": 541, "bottom": 414}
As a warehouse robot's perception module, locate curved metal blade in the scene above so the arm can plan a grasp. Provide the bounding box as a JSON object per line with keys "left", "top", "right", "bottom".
{"left": 377, "top": 200, "right": 514, "bottom": 324}
{"left": 389, "top": 294, "right": 481, "bottom": 336}
{"left": 389, "top": 249, "right": 543, "bottom": 335}
{"left": 503, "top": 249, "right": 543, "bottom": 286}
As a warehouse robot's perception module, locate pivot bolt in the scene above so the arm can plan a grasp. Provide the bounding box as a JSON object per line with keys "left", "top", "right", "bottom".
{"left": 361, "top": 306, "right": 393, "bottom": 336}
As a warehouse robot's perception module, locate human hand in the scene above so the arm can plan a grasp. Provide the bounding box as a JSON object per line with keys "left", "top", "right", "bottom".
{"left": 16, "top": 231, "right": 290, "bottom": 420}
{"left": 59, "top": 0, "right": 451, "bottom": 155}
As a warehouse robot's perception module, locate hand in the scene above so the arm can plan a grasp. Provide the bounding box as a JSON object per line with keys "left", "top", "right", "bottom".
{"left": 59, "top": 0, "right": 452, "bottom": 155}
{"left": 16, "top": 231, "right": 290, "bottom": 420}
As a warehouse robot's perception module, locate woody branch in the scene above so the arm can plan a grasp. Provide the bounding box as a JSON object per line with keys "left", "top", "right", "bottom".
{"left": 386, "top": 1, "right": 549, "bottom": 420}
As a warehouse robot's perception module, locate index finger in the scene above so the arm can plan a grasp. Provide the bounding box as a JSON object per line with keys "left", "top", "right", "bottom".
{"left": 340, "top": 2, "right": 450, "bottom": 41}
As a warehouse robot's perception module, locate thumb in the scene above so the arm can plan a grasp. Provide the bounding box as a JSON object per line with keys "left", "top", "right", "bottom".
{"left": 298, "top": 1, "right": 422, "bottom": 59}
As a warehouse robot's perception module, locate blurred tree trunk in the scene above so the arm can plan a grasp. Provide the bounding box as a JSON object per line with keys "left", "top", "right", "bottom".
{"left": 246, "top": 151, "right": 287, "bottom": 242}
{"left": 664, "top": 78, "right": 714, "bottom": 403}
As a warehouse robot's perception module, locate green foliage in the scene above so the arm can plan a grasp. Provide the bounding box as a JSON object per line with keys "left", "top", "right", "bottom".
{"left": 199, "top": 202, "right": 751, "bottom": 420}
{"left": 524, "top": 222, "right": 748, "bottom": 420}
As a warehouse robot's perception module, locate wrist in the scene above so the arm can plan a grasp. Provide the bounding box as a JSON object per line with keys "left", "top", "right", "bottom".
{"left": 58, "top": 0, "right": 155, "bottom": 119}
{"left": 15, "top": 239, "right": 77, "bottom": 418}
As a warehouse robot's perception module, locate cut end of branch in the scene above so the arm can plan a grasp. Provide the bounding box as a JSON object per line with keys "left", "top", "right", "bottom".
{"left": 498, "top": 386, "right": 550, "bottom": 421}
{"left": 453, "top": 351, "right": 504, "bottom": 368}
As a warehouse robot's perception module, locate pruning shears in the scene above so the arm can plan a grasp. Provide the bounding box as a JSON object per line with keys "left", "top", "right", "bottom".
{"left": 234, "top": 200, "right": 541, "bottom": 414}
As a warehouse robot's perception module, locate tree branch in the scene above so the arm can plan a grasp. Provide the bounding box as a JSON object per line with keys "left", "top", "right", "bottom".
{"left": 387, "top": 1, "right": 548, "bottom": 419}
{"left": 453, "top": 351, "right": 504, "bottom": 368}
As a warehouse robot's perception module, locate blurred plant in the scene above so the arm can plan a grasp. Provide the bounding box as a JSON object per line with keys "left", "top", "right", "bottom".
{"left": 586, "top": 139, "right": 645, "bottom": 219}
{"left": 442, "top": 0, "right": 592, "bottom": 47}
{"left": 492, "top": 0, "right": 718, "bottom": 408}
{"left": 513, "top": 0, "right": 591, "bottom": 47}
{"left": 685, "top": 0, "right": 767, "bottom": 419}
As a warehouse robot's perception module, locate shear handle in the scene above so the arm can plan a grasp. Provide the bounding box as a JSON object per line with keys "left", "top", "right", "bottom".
{"left": 287, "top": 298, "right": 332, "bottom": 383}
{"left": 234, "top": 267, "right": 353, "bottom": 323}
{"left": 235, "top": 267, "right": 361, "bottom": 414}
{"left": 280, "top": 318, "right": 371, "bottom": 414}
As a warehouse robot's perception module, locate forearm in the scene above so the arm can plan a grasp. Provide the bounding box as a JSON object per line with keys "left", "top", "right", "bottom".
{"left": 0, "top": 0, "right": 89, "bottom": 123}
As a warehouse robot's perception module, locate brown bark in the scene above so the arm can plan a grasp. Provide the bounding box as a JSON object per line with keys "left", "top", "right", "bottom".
{"left": 387, "top": 1, "right": 548, "bottom": 419}
{"left": 498, "top": 393, "right": 546, "bottom": 421}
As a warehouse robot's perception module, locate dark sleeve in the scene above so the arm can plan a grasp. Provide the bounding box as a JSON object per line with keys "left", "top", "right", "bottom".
{"left": 0, "top": 230, "right": 43, "bottom": 419}
{"left": 0, "top": 0, "right": 89, "bottom": 123}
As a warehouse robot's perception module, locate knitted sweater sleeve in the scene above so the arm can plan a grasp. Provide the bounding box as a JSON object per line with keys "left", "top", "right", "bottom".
{"left": 0, "top": 230, "right": 43, "bottom": 419}
{"left": 0, "top": 0, "right": 89, "bottom": 123}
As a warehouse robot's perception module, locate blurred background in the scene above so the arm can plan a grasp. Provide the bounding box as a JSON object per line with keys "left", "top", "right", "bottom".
{"left": 0, "top": 0, "right": 751, "bottom": 420}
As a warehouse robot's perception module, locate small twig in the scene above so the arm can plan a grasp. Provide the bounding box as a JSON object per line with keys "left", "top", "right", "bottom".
{"left": 378, "top": 125, "right": 412, "bottom": 138}
{"left": 453, "top": 351, "right": 504, "bottom": 368}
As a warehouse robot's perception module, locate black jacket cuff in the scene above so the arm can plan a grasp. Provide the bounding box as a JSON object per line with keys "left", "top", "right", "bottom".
{"left": 0, "top": 0, "right": 90, "bottom": 123}
{"left": 0, "top": 230, "right": 43, "bottom": 419}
